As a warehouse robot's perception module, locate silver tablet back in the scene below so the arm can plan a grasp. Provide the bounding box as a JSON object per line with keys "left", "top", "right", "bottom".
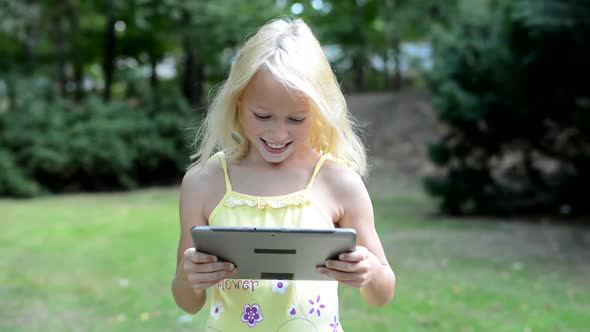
{"left": 191, "top": 226, "right": 357, "bottom": 280}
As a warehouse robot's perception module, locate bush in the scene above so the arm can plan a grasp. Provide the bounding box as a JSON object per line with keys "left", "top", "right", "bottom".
{"left": 425, "top": 0, "right": 590, "bottom": 217}
{"left": 0, "top": 94, "right": 198, "bottom": 197}
{"left": 0, "top": 148, "right": 41, "bottom": 197}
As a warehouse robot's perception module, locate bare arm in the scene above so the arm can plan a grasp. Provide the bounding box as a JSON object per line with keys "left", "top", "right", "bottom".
{"left": 171, "top": 163, "right": 235, "bottom": 314}
{"left": 317, "top": 166, "right": 395, "bottom": 306}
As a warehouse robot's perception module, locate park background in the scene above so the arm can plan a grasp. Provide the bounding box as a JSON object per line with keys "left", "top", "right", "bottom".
{"left": 1, "top": 0, "right": 589, "bottom": 331}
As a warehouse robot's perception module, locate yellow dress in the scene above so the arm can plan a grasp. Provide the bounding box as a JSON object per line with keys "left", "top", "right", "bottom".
{"left": 203, "top": 151, "right": 344, "bottom": 332}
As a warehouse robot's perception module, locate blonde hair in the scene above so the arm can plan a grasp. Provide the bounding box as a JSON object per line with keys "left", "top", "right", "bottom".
{"left": 191, "top": 17, "right": 367, "bottom": 176}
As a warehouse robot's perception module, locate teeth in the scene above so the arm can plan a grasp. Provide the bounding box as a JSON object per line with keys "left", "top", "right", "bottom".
{"left": 265, "top": 141, "right": 287, "bottom": 149}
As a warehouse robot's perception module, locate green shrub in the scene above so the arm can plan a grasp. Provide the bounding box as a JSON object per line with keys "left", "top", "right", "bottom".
{"left": 0, "top": 94, "right": 198, "bottom": 197}
{"left": 425, "top": 0, "right": 590, "bottom": 216}
{"left": 0, "top": 148, "right": 41, "bottom": 197}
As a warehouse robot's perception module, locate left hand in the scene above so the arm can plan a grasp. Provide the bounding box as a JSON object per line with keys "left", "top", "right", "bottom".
{"left": 317, "top": 245, "right": 382, "bottom": 288}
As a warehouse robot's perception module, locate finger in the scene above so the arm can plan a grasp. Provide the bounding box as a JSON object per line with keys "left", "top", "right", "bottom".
{"left": 338, "top": 249, "right": 368, "bottom": 262}
{"left": 186, "top": 261, "right": 235, "bottom": 273}
{"left": 184, "top": 248, "right": 218, "bottom": 263}
{"left": 317, "top": 267, "right": 365, "bottom": 282}
{"left": 324, "top": 259, "right": 367, "bottom": 273}
{"left": 188, "top": 269, "right": 235, "bottom": 284}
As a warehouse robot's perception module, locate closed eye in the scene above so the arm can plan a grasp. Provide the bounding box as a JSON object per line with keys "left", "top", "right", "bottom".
{"left": 253, "top": 113, "right": 271, "bottom": 120}
{"left": 289, "top": 118, "right": 306, "bottom": 123}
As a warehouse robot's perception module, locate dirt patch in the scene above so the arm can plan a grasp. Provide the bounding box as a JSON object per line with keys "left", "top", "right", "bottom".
{"left": 345, "top": 89, "right": 442, "bottom": 179}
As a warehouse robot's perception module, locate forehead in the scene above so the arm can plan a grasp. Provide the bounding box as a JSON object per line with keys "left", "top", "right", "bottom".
{"left": 241, "top": 69, "right": 309, "bottom": 113}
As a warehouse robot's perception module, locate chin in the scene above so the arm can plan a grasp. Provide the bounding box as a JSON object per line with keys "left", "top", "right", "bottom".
{"left": 261, "top": 152, "right": 291, "bottom": 164}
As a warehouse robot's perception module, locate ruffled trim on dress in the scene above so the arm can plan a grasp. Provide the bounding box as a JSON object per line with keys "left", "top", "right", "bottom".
{"left": 223, "top": 191, "right": 311, "bottom": 209}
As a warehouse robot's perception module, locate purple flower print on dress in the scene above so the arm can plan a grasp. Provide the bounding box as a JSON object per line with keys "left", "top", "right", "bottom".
{"left": 288, "top": 304, "right": 297, "bottom": 316}
{"left": 272, "top": 280, "right": 289, "bottom": 294}
{"left": 329, "top": 315, "right": 339, "bottom": 332}
{"left": 210, "top": 301, "right": 224, "bottom": 320}
{"left": 307, "top": 295, "right": 326, "bottom": 317}
{"left": 241, "top": 304, "right": 263, "bottom": 327}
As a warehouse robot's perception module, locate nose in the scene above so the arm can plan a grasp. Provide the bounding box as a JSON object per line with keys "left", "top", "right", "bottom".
{"left": 269, "top": 121, "right": 289, "bottom": 143}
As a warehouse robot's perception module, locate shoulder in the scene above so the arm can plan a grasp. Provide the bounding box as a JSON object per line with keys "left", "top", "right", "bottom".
{"left": 321, "top": 158, "right": 367, "bottom": 197}
{"left": 182, "top": 155, "right": 224, "bottom": 192}
{"left": 180, "top": 154, "right": 226, "bottom": 217}
{"left": 318, "top": 158, "right": 371, "bottom": 217}
{"left": 315, "top": 158, "right": 374, "bottom": 228}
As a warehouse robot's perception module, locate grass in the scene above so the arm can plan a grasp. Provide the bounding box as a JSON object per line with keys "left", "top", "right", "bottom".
{"left": 1, "top": 182, "right": 589, "bottom": 331}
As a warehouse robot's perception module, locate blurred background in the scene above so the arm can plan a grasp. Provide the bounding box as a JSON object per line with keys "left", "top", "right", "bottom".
{"left": 1, "top": 0, "right": 589, "bottom": 331}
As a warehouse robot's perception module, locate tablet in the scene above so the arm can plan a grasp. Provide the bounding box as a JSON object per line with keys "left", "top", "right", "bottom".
{"left": 190, "top": 226, "right": 357, "bottom": 281}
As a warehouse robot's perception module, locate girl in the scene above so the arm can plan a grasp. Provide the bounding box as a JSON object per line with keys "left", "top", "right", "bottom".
{"left": 172, "top": 18, "right": 395, "bottom": 331}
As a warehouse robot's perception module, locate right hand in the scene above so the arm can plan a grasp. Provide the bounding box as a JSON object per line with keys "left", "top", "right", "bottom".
{"left": 180, "top": 248, "right": 236, "bottom": 293}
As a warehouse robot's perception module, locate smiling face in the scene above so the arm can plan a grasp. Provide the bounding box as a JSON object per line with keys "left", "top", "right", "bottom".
{"left": 238, "top": 69, "right": 313, "bottom": 164}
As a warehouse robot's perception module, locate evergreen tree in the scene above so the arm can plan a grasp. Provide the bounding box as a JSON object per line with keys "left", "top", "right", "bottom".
{"left": 425, "top": 0, "right": 590, "bottom": 217}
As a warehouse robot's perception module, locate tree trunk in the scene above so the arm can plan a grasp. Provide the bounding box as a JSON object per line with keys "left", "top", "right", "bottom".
{"left": 102, "top": 0, "right": 116, "bottom": 101}
{"left": 352, "top": 54, "right": 365, "bottom": 92}
{"left": 352, "top": 4, "right": 366, "bottom": 92}
{"left": 150, "top": 55, "right": 160, "bottom": 106}
{"left": 150, "top": 56, "right": 159, "bottom": 91}
{"left": 391, "top": 35, "right": 402, "bottom": 91}
{"left": 73, "top": 64, "right": 84, "bottom": 102}
{"left": 382, "top": 50, "right": 389, "bottom": 90}
{"left": 181, "top": 46, "right": 204, "bottom": 108}
{"left": 53, "top": 16, "right": 67, "bottom": 98}
{"left": 181, "top": 10, "right": 203, "bottom": 108}
{"left": 23, "top": 0, "right": 37, "bottom": 75}
{"left": 67, "top": 0, "right": 84, "bottom": 102}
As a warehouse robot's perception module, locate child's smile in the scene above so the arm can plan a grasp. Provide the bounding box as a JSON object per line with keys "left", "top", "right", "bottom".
{"left": 260, "top": 138, "right": 293, "bottom": 154}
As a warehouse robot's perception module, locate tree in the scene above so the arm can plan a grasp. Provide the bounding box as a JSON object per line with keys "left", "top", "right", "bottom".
{"left": 102, "top": 0, "right": 116, "bottom": 101}
{"left": 176, "top": 1, "right": 283, "bottom": 106}
{"left": 425, "top": 0, "right": 590, "bottom": 217}
{"left": 294, "top": 0, "right": 380, "bottom": 92}
{"left": 381, "top": 0, "right": 457, "bottom": 90}
{"left": 290, "top": 0, "right": 458, "bottom": 91}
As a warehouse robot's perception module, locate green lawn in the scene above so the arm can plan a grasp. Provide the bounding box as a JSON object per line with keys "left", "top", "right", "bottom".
{"left": 1, "top": 184, "right": 589, "bottom": 331}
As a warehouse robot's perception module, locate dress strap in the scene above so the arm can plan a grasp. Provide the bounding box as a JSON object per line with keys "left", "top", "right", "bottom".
{"left": 211, "top": 151, "right": 232, "bottom": 192}
{"left": 306, "top": 154, "right": 328, "bottom": 191}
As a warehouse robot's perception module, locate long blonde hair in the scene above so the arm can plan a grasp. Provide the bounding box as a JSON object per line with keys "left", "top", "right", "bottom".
{"left": 191, "top": 17, "right": 367, "bottom": 176}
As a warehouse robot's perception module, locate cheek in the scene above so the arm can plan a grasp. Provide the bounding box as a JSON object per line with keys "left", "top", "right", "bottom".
{"left": 294, "top": 122, "right": 313, "bottom": 139}
{"left": 241, "top": 115, "right": 263, "bottom": 136}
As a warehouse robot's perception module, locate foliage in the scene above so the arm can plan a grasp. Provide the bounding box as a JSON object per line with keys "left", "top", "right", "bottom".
{"left": 0, "top": 92, "right": 196, "bottom": 197}
{"left": 425, "top": 0, "right": 590, "bottom": 216}
{"left": 0, "top": 148, "right": 41, "bottom": 197}
{"left": 0, "top": 1, "right": 289, "bottom": 198}
{"left": 283, "top": 0, "right": 457, "bottom": 91}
